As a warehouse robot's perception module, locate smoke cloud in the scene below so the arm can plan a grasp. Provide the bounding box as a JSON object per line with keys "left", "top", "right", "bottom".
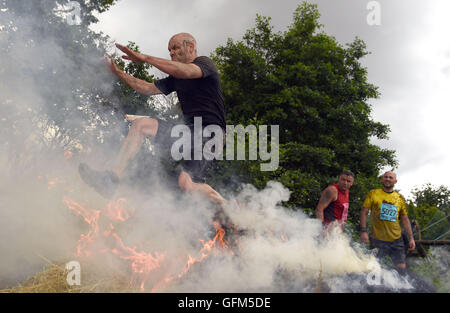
{"left": 0, "top": 3, "right": 123, "bottom": 287}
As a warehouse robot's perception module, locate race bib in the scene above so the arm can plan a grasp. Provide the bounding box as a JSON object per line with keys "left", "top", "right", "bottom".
{"left": 380, "top": 203, "right": 398, "bottom": 222}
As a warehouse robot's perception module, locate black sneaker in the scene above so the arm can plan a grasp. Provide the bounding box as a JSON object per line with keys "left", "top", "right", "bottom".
{"left": 78, "top": 163, "right": 119, "bottom": 199}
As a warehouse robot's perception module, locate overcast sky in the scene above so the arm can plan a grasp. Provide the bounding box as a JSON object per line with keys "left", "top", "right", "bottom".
{"left": 90, "top": 0, "right": 450, "bottom": 199}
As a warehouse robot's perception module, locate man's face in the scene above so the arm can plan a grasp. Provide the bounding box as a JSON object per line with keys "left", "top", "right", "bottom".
{"left": 168, "top": 36, "right": 190, "bottom": 63}
{"left": 382, "top": 171, "right": 397, "bottom": 189}
{"left": 337, "top": 174, "right": 354, "bottom": 192}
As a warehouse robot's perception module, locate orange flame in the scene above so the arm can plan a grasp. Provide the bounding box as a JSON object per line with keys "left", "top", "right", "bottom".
{"left": 151, "top": 221, "right": 233, "bottom": 292}
{"left": 64, "top": 195, "right": 236, "bottom": 292}
{"left": 102, "top": 197, "right": 135, "bottom": 222}
{"left": 64, "top": 150, "right": 73, "bottom": 161}
{"left": 111, "top": 233, "right": 166, "bottom": 291}
{"left": 63, "top": 197, "right": 100, "bottom": 257}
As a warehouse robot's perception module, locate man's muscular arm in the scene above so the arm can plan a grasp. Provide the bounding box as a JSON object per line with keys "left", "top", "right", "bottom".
{"left": 144, "top": 55, "right": 202, "bottom": 79}
{"left": 359, "top": 207, "right": 370, "bottom": 243}
{"left": 315, "top": 186, "right": 337, "bottom": 222}
{"left": 116, "top": 44, "right": 202, "bottom": 79}
{"left": 400, "top": 214, "right": 416, "bottom": 250}
{"left": 105, "top": 57, "right": 161, "bottom": 96}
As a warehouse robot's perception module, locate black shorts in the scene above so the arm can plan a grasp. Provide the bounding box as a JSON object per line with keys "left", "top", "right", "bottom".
{"left": 154, "top": 118, "right": 223, "bottom": 183}
{"left": 369, "top": 237, "right": 406, "bottom": 265}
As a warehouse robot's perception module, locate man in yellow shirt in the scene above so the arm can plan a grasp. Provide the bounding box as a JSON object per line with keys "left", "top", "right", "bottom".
{"left": 360, "top": 171, "right": 415, "bottom": 269}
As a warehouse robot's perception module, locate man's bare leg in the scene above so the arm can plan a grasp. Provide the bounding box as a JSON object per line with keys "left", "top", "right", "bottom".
{"left": 79, "top": 117, "right": 158, "bottom": 198}
{"left": 112, "top": 117, "right": 158, "bottom": 178}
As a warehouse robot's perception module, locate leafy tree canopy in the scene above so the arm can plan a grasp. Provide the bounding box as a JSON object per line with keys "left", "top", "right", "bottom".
{"left": 210, "top": 2, "right": 397, "bottom": 225}
{"left": 407, "top": 184, "right": 450, "bottom": 240}
{"left": 0, "top": 0, "right": 138, "bottom": 162}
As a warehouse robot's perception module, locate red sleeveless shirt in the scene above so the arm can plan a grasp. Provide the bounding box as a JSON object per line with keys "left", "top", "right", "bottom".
{"left": 323, "top": 183, "right": 349, "bottom": 224}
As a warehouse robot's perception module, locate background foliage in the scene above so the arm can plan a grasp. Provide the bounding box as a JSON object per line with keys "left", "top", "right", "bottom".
{"left": 208, "top": 2, "right": 397, "bottom": 233}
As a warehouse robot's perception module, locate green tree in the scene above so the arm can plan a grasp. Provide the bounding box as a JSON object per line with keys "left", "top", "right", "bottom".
{"left": 0, "top": 0, "right": 167, "bottom": 169}
{"left": 109, "top": 41, "right": 158, "bottom": 116}
{"left": 1, "top": 0, "right": 185, "bottom": 189}
{"left": 407, "top": 184, "right": 450, "bottom": 240}
{"left": 1, "top": 0, "right": 116, "bottom": 148}
{"left": 210, "top": 2, "right": 396, "bottom": 226}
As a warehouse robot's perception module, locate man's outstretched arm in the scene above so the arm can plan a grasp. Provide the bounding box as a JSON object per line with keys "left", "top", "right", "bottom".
{"left": 116, "top": 44, "right": 202, "bottom": 79}
{"left": 105, "top": 57, "right": 162, "bottom": 96}
{"left": 315, "top": 186, "right": 337, "bottom": 222}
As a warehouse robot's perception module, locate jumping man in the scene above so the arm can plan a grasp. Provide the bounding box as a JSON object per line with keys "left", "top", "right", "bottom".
{"left": 79, "top": 33, "right": 226, "bottom": 205}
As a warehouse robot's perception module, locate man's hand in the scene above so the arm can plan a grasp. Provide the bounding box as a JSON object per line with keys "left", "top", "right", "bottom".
{"left": 400, "top": 214, "right": 415, "bottom": 251}
{"left": 360, "top": 232, "right": 369, "bottom": 244}
{"left": 408, "top": 238, "right": 416, "bottom": 251}
{"left": 104, "top": 56, "right": 120, "bottom": 74}
{"left": 116, "top": 43, "right": 145, "bottom": 63}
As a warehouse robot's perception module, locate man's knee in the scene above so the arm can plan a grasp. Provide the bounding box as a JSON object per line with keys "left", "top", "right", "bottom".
{"left": 178, "top": 171, "right": 194, "bottom": 191}
{"left": 130, "top": 117, "right": 158, "bottom": 137}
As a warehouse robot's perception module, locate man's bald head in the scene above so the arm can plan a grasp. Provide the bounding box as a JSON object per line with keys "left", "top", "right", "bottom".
{"left": 170, "top": 33, "right": 197, "bottom": 52}
{"left": 382, "top": 171, "right": 398, "bottom": 192}
{"left": 383, "top": 171, "right": 397, "bottom": 180}
{"left": 170, "top": 33, "right": 196, "bottom": 44}
{"left": 168, "top": 33, "right": 198, "bottom": 63}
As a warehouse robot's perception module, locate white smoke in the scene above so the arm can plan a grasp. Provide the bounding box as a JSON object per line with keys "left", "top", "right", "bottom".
{"left": 0, "top": 3, "right": 121, "bottom": 287}
{"left": 62, "top": 179, "right": 415, "bottom": 293}
{"left": 144, "top": 181, "right": 380, "bottom": 292}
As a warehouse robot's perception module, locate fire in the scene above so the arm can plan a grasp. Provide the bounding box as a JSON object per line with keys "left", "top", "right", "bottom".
{"left": 63, "top": 197, "right": 100, "bottom": 257}
{"left": 38, "top": 175, "right": 67, "bottom": 190}
{"left": 103, "top": 197, "right": 135, "bottom": 222}
{"left": 50, "top": 150, "right": 238, "bottom": 291}
{"left": 63, "top": 194, "right": 235, "bottom": 292}
{"left": 64, "top": 150, "right": 73, "bottom": 161}
{"left": 111, "top": 233, "right": 166, "bottom": 291}
{"left": 150, "top": 221, "right": 233, "bottom": 292}
{"left": 47, "top": 177, "right": 66, "bottom": 189}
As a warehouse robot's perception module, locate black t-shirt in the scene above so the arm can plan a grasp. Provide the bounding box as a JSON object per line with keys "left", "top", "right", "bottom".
{"left": 154, "top": 56, "right": 226, "bottom": 129}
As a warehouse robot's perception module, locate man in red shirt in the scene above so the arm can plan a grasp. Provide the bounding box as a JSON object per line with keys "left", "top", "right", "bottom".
{"left": 315, "top": 170, "right": 354, "bottom": 231}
